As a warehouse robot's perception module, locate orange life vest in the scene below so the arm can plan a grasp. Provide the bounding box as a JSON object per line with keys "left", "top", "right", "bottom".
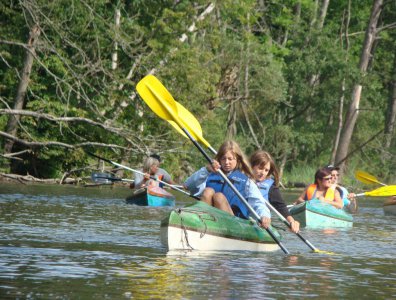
{"left": 305, "top": 184, "right": 335, "bottom": 201}
{"left": 148, "top": 174, "right": 164, "bottom": 187}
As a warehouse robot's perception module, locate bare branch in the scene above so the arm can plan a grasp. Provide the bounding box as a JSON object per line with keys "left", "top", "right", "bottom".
{"left": 0, "top": 130, "right": 132, "bottom": 151}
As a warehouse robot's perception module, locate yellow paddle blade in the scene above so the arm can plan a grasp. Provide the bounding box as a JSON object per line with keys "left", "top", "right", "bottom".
{"left": 361, "top": 185, "right": 396, "bottom": 197}
{"left": 168, "top": 102, "right": 204, "bottom": 141}
{"left": 136, "top": 75, "right": 211, "bottom": 148}
{"left": 355, "top": 170, "right": 386, "bottom": 186}
{"left": 136, "top": 74, "right": 177, "bottom": 122}
{"left": 313, "top": 249, "right": 336, "bottom": 255}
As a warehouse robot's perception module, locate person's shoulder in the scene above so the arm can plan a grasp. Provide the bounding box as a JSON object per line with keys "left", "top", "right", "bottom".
{"left": 246, "top": 178, "right": 257, "bottom": 187}
{"left": 269, "top": 184, "right": 278, "bottom": 192}
{"left": 269, "top": 184, "right": 282, "bottom": 196}
{"left": 158, "top": 168, "right": 171, "bottom": 174}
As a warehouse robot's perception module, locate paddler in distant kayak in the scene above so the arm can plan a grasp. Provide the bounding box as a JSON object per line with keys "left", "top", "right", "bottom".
{"left": 130, "top": 154, "right": 175, "bottom": 189}
{"left": 294, "top": 168, "right": 344, "bottom": 209}
{"left": 184, "top": 140, "right": 271, "bottom": 229}
{"left": 325, "top": 165, "right": 358, "bottom": 213}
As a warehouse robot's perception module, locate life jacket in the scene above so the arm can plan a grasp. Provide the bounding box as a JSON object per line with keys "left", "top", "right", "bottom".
{"left": 149, "top": 174, "right": 164, "bottom": 188}
{"left": 256, "top": 178, "right": 274, "bottom": 201}
{"left": 206, "top": 170, "right": 249, "bottom": 219}
{"left": 305, "top": 184, "right": 335, "bottom": 201}
{"left": 337, "top": 185, "right": 350, "bottom": 206}
{"left": 157, "top": 174, "right": 164, "bottom": 188}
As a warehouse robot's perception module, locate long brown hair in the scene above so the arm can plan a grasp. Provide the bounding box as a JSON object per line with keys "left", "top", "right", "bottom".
{"left": 249, "top": 150, "right": 280, "bottom": 186}
{"left": 314, "top": 168, "right": 331, "bottom": 186}
{"left": 215, "top": 140, "right": 254, "bottom": 178}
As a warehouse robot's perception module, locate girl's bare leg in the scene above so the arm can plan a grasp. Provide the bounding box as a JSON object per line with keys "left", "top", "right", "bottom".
{"left": 201, "top": 188, "right": 215, "bottom": 206}
{"left": 213, "top": 192, "right": 234, "bottom": 215}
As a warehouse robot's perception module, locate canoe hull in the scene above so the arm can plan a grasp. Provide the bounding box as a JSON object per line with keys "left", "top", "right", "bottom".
{"left": 126, "top": 186, "right": 175, "bottom": 207}
{"left": 290, "top": 200, "right": 353, "bottom": 228}
{"left": 160, "top": 201, "right": 281, "bottom": 252}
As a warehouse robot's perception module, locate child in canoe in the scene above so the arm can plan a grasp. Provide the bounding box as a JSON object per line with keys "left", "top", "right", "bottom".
{"left": 326, "top": 164, "right": 358, "bottom": 213}
{"left": 295, "top": 168, "right": 344, "bottom": 209}
{"left": 184, "top": 140, "right": 271, "bottom": 229}
{"left": 250, "top": 150, "right": 300, "bottom": 233}
{"left": 131, "top": 155, "right": 174, "bottom": 189}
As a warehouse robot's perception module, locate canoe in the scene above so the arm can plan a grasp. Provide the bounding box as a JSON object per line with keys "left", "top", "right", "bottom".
{"left": 289, "top": 200, "right": 353, "bottom": 228}
{"left": 383, "top": 198, "right": 396, "bottom": 216}
{"left": 126, "top": 185, "right": 175, "bottom": 207}
{"left": 160, "top": 201, "right": 282, "bottom": 252}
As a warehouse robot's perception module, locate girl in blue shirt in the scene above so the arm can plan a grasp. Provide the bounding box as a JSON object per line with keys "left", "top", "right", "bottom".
{"left": 184, "top": 140, "right": 271, "bottom": 228}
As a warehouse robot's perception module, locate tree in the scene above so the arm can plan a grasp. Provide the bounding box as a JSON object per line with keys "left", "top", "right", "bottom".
{"left": 335, "top": 0, "right": 383, "bottom": 173}
{"left": 4, "top": 24, "right": 40, "bottom": 157}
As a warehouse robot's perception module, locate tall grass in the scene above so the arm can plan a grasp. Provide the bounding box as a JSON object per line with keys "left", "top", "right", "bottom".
{"left": 281, "top": 161, "right": 372, "bottom": 193}
{"left": 281, "top": 165, "right": 316, "bottom": 188}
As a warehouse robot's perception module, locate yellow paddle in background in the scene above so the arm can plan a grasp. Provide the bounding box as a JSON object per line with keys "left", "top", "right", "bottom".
{"left": 355, "top": 185, "right": 396, "bottom": 197}
{"left": 137, "top": 74, "right": 290, "bottom": 254}
{"left": 355, "top": 170, "right": 387, "bottom": 186}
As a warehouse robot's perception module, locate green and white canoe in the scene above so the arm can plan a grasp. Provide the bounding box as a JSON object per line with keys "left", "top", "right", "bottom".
{"left": 160, "top": 201, "right": 282, "bottom": 252}
{"left": 290, "top": 200, "right": 353, "bottom": 228}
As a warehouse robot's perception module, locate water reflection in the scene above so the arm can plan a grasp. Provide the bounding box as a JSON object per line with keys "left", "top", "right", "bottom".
{"left": 0, "top": 183, "right": 395, "bottom": 298}
{"left": 120, "top": 257, "right": 190, "bottom": 298}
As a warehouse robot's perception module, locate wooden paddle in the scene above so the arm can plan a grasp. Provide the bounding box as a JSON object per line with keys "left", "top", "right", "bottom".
{"left": 355, "top": 185, "right": 396, "bottom": 197}
{"left": 86, "top": 152, "right": 200, "bottom": 200}
{"left": 355, "top": 170, "right": 387, "bottom": 186}
{"left": 91, "top": 172, "right": 135, "bottom": 184}
{"left": 137, "top": 75, "right": 291, "bottom": 254}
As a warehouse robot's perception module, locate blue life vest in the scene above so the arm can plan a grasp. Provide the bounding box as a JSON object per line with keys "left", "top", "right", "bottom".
{"left": 206, "top": 170, "right": 249, "bottom": 218}
{"left": 337, "top": 186, "right": 350, "bottom": 206}
{"left": 257, "top": 178, "right": 274, "bottom": 201}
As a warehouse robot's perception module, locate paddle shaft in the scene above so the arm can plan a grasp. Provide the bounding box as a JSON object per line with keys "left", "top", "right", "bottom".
{"left": 87, "top": 152, "right": 200, "bottom": 200}
{"left": 181, "top": 128, "right": 290, "bottom": 254}
{"left": 92, "top": 173, "right": 135, "bottom": 183}
{"left": 266, "top": 201, "right": 318, "bottom": 251}
{"left": 355, "top": 193, "right": 367, "bottom": 197}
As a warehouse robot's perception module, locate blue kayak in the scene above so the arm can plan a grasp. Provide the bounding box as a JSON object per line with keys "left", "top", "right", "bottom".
{"left": 289, "top": 200, "right": 353, "bottom": 228}
{"left": 126, "top": 186, "right": 175, "bottom": 207}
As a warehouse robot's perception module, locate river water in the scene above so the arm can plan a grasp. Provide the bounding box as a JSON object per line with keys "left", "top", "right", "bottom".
{"left": 0, "top": 182, "right": 395, "bottom": 299}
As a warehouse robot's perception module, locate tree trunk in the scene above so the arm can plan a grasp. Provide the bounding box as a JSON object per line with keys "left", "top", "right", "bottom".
{"left": 240, "top": 12, "right": 260, "bottom": 148}
{"left": 317, "top": 0, "right": 330, "bottom": 30}
{"left": 111, "top": 8, "right": 120, "bottom": 71}
{"left": 4, "top": 24, "right": 40, "bottom": 155}
{"left": 226, "top": 100, "right": 237, "bottom": 140}
{"left": 383, "top": 50, "right": 396, "bottom": 150}
{"left": 331, "top": 1, "right": 351, "bottom": 163}
{"left": 331, "top": 79, "right": 345, "bottom": 163}
{"left": 334, "top": 0, "right": 383, "bottom": 173}
{"left": 306, "top": 0, "right": 330, "bottom": 122}
{"left": 218, "top": 66, "right": 238, "bottom": 139}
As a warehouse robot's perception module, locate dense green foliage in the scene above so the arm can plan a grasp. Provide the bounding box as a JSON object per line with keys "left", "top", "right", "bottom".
{"left": 0, "top": 0, "right": 395, "bottom": 184}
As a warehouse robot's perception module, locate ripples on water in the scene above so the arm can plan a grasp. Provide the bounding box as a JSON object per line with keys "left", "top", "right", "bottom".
{"left": 0, "top": 183, "right": 395, "bottom": 299}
